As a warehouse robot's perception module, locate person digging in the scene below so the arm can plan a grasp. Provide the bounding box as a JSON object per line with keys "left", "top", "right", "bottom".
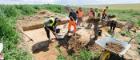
{"left": 44, "top": 16, "right": 60, "bottom": 41}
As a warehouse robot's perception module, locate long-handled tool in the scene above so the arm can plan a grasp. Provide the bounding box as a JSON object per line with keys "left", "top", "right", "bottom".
{"left": 128, "top": 35, "right": 135, "bottom": 44}
{"left": 20, "top": 31, "right": 34, "bottom": 42}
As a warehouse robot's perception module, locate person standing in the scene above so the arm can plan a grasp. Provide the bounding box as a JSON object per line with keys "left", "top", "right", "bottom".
{"left": 69, "top": 9, "right": 77, "bottom": 22}
{"left": 97, "top": 9, "right": 102, "bottom": 20}
{"left": 93, "top": 18, "right": 100, "bottom": 40}
{"left": 68, "top": 16, "right": 77, "bottom": 33}
{"left": 109, "top": 15, "right": 117, "bottom": 33}
{"left": 102, "top": 6, "right": 109, "bottom": 20}
{"left": 76, "top": 7, "right": 84, "bottom": 27}
{"left": 88, "top": 8, "right": 95, "bottom": 18}
{"left": 86, "top": 8, "right": 95, "bottom": 29}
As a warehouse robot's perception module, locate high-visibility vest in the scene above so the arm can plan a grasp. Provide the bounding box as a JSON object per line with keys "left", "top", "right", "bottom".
{"left": 49, "top": 17, "right": 55, "bottom": 27}
{"left": 44, "top": 17, "right": 55, "bottom": 27}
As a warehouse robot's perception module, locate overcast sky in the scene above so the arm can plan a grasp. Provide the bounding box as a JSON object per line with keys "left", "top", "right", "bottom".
{"left": 0, "top": 0, "right": 140, "bottom": 5}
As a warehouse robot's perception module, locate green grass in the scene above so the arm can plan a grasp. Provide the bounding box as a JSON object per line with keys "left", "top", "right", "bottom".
{"left": 136, "top": 33, "right": 140, "bottom": 54}
{"left": 83, "top": 4, "right": 140, "bottom": 27}
{"left": 1, "top": 4, "right": 140, "bottom": 60}
{"left": 108, "top": 9, "right": 140, "bottom": 28}
{"left": 56, "top": 47, "right": 100, "bottom": 60}
{"left": 108, "top": 4, "right": 140, "bottom": 11}
{"left": 0, "top": 4, "right": 65, "bottom": 60}
{"left": 83, "top": 4, "right": 140, "bottom": 11}
{"left": 136, "top": 33, "right": 140, "bottom": 44}
{"left": 57, "top": 55, "right": 66, "bottom": 60}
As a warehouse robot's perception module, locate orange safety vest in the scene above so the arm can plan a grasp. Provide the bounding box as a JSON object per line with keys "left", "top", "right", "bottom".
{"left": 68, "top": 19, "right": 76, "bottom": 32}
{"left": 77, "top": 10, "right": 84, "bottom": 18}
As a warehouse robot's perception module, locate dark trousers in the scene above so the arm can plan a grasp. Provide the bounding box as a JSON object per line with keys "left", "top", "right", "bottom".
{"left": 94, "top": 23, "right": 99, "bottom": 40}
{"left": 44, "top": 26, "right": 54, "bottom": 40}
{"left": 110, "top": 25, "right": 116, "bottom": 32}
{"left": 109, "top": 20, "right": 117, "bottom": 33}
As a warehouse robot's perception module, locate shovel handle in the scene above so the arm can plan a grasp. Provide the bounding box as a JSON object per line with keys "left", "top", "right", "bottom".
{"left": 128, "top": 35, "right": 135, "bottom": 44}
{"left": 20, "top": 31, "right": 34, "bottom": 41}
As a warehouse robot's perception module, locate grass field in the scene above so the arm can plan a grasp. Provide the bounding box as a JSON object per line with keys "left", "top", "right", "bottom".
{"left": 108, "top": 4, "right": 140, "bottom": 10}
{"left": 0, "top": 4, "right": 140, "bottom": 60}
{"left": 82, "top": 4, "right": 140, "bottom": 10}
{"left": 0, "top": 5, "right": 65, "bottom": 60}
{"left": 82, "top": 4, "right": 140, "bottom": 26}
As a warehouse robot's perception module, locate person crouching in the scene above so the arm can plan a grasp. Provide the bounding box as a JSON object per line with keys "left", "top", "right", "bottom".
{"left": 44, "top": 16, "right": 59, "bottom": 41}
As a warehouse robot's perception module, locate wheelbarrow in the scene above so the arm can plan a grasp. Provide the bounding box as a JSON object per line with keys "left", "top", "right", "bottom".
{"left": 95, "top": 37, "right": 131, "bottom": 60}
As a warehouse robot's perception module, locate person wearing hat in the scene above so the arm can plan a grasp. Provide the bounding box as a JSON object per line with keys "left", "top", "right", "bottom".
{"left": 44, "top": 16, "right": 60, "bottom": 41}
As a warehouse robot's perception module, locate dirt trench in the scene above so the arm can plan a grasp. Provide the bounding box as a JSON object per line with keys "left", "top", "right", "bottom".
{"left": 16, "top": 10, "right": 140, "bottom": 60}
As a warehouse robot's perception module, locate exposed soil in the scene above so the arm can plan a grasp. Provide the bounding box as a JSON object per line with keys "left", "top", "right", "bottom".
{"left": 16, "top": 10, "right": 140, "bottom": 60}
{"left": 106, "top": 42, "right": 124, "bottom": 53}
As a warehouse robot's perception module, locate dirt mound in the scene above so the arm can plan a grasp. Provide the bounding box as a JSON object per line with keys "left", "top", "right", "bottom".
{"left": 68, "top": 33, "right": 81, "bottom": 52}
{"left": 67, "top": 28, "right": 95, "bottom": 54}
{"left": 106, "top": 42, "right": 124, "bottom": 53}
{"left": 32, "top": 40, "right": 51, "bottom": 53}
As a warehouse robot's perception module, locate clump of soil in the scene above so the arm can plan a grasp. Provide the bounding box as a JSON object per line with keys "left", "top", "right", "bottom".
{"left": 68, "top": 33, "right": 82, "bottom": 53}
{"left": 39, "top": 11, "right": 46, "bottom": 15}
{"left": 86, "top": 17, "right": 94, "bottom": 23}
{"left": 106, "top": 42, "right": 124, "bottom": 53}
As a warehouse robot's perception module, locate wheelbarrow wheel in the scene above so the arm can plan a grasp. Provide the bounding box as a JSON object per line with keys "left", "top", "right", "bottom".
{"left": 99, "top": 50, "right": 110, "bottom": 60}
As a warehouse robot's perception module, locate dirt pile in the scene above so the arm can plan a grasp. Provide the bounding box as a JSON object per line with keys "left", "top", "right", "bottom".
{"left": 67, "top": 28, "right": 95, "bottom": 54}
{"left": 68, "top": 33, "right": 81, "bottom": 52}
{"left": 106, "top": 42, "right": 124, "bottom": 53}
